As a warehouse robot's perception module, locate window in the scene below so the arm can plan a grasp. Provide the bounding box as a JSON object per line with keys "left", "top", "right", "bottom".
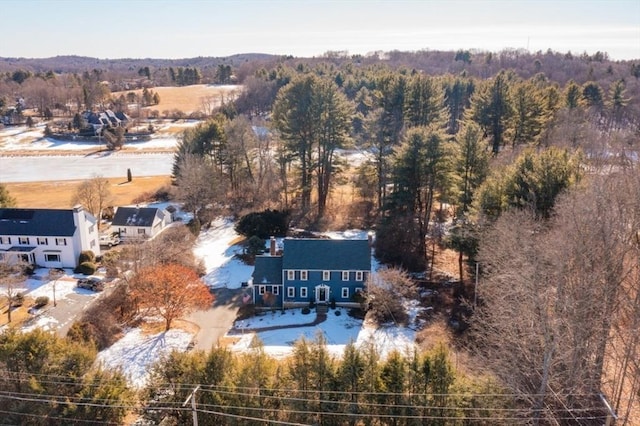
{"left": 322, "top": 270, "right": 330, "bottom": 281}
{"left": 0, "top": 237, "right": 11, "bottom": 244}
{"left": 342, "top": 288, "right": 349, "bottom": 299}
{"left": 89, "top": 225, "right": 95, "bottom": 233}
{"left": 287, "top": 270, "right": 295, "bottom": 281}
{"left": 342, "top": 271, "right": 349, "bottom": 281}
{"left": 287, "top": 287, "right": 295, "bottom": 298}
{"left": 272, "top": 286, "right": 279, "bottom": 295}
{"left": 356, "top": 287, "right": 363, "bottom": 294}
{"left": 300, "top": 270, "right": 308, "bottom": 281}
{"left": 356, "top": 271, "right": 364, "bottom": 281}
{"left": 18, "top": 237, "right": 30, "bottom": 245}
{"left": 90, "top": 240, "right": 96, "bottom": 248}
{"left": 55, "top": 238, "right": 67, "bottom": 246}
{"left": 45, "top": 253, "right": 60, "bottom": 262}
{"left": 37, "top": 237, "right": 48, "bottom": 245}
{"left": 300, "top": 287, "right": 308, "bottom": 298}
{"left": 259, "top": 285, "right": 266, "bottom": 295}
{"left": 138, "top": 229, "right": 146, "bottom": 235}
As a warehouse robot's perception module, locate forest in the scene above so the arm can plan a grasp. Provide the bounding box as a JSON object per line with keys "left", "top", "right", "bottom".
{"left": 0, "top": 48, "right": 639, "bottom": 424}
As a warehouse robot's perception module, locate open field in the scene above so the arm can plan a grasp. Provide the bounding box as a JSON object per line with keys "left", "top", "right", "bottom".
{"left": 113, "top": 84, "right": 241, "bottom": 115}
{"left": 6, "top": 176, "right": 172, "bottom": 209}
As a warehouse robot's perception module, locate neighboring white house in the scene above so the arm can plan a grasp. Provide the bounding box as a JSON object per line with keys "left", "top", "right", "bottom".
{"left": 111, "top": 206, "right": 171, "bottom": 241}
{"left": 0, "top": 205, "right": 100, "bottom": 268}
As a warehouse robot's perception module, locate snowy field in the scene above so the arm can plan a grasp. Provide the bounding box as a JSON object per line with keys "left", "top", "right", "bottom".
{"left": 0, "top": 123, "right": 371, "bottom": 183}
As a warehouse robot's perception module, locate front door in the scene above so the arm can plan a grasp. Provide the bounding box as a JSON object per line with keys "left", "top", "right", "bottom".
{"left": 316, "top": 285, "right": 330, "bottom": 304}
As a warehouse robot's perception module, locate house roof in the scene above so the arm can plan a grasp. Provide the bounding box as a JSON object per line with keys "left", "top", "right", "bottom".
{"left": 253, "top": 255, "right": 283, "bottom": 284}
{"left": 112, "top": 207, "right": 164, "bottom": 227}
{"left": 0, "top": 208, "right": 76, "bottom": 237}
{"left": 282, "top": 239, "right": 371, "bottom": 271}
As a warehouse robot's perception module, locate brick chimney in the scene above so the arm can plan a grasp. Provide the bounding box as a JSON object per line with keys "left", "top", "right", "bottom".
{"left": 270, "top": 236, "right": 276, "bottom": 256}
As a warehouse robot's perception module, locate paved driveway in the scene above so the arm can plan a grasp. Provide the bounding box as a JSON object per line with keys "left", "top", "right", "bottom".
{"left": 186, "top": 287, "right": 244, "bottom": 351}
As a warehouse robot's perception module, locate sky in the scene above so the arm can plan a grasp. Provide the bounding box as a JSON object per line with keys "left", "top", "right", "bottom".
{"left": 2, "top": 0, "right": 639, "bottom": 60}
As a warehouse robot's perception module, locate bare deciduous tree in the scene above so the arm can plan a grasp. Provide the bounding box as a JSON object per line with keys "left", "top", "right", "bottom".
{"left": 472, "top": 169, "right": 640, "bottom": 424}
{"left": 71, "top": 175, "right": 112, "bottom": 222}
{"left": 0, "top": 260, "right": 26, "bottom": 324}
{"left": 364, "top": 268, "right": 417, "bottom": 326}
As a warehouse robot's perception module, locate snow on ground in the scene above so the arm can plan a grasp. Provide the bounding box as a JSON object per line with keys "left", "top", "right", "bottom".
{"left": 0, "top": 121, "right": 189, "bottom": 152}
{"left": 96, "top": 328, "right": 193, "bottom": 388}
{"left": 231, "top": 305, "right": 421, "bottom": 359}
{"left": 4, "top": 269, "right": 103, "bottom": 333}
{"left": 193, "top": 218, "right": 253, "bottom": 289}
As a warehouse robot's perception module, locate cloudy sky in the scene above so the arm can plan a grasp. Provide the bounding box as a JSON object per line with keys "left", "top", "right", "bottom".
{"left": 4, "top": 0, "right": 639, "bottom": 60}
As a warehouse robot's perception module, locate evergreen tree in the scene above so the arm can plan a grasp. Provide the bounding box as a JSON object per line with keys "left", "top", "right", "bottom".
{"left": 0, "top": 182, "right": 16, "bottom": 207}
{"left": 470, "top": 70, "right": 513, "bottom": 154}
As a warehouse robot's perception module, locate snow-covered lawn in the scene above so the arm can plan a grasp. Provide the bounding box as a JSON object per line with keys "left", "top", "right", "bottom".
{"left": 95, "top": 328, "right": 193, "bottom": 388}
{"left": 231, "top": 302, "right": 422, "bottom": 360}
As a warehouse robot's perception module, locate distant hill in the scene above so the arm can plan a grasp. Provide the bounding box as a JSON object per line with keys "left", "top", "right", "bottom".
{"left": 0, "top": 53, "right": 278, "bottom": 74}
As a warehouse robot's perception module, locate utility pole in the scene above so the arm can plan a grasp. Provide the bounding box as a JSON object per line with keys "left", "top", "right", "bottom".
{"left": 183, "top": 385, "right": 200, "bottom": 426}
{"left": 474, "top": 262, "right": 479, "bottom": 309}
{"left": 599, "top": 393, "right": 617, "bottom": 426}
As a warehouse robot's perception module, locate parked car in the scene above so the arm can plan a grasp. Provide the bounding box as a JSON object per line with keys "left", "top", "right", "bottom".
{"left": 99, "top": 233, "right": 120, "bottom": 247}
{"left": 77, "top": 276, "right": 104, "bottom": 292}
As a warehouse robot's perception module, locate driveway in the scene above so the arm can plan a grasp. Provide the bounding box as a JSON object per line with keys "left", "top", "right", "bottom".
{"left": 186, "top": 287, "right": 244, "bottom": 351}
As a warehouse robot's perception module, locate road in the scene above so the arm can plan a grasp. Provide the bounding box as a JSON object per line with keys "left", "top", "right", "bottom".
{"left": 187, "top": 287, "right": 244, "bottom": 351}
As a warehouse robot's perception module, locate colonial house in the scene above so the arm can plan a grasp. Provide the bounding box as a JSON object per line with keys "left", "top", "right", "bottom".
{"left": 111, "top": 206, "right": 171, "bottom": 241}
{"left": 251, "top": 238, "right": 371, "bottom": 309}
{"left": 0, "top": 206, "right": 100, "bottom": 268}
{"left": 82, "top": 109, "right": 130, "bottom": 135}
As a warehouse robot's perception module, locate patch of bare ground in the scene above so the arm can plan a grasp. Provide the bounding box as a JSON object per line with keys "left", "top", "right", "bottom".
{"left": 139, "top": 318, "right": 199, "bottom": 336}
{"left": 6, "top": 176, "right": 172, "bottom": 209}
{"left": 112, "top": 84, "right": 241, "bottom": 115}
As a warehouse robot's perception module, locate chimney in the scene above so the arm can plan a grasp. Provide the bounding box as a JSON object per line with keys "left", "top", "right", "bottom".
{"left": 270, "top": 236, "right": 276, "bottom": 256}
{"left": 367, "top": 232, "right": 374, "bottom": 248}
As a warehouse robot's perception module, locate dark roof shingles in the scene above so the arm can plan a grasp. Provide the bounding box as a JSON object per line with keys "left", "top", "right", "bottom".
{"left": 0, "top": 208, "right": 76, "bottom": 237}
{"left": 282, "top": 239, "right": 371, "bottom": 271}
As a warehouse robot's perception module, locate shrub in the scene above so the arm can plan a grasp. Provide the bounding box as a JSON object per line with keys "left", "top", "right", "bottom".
{"left": 330, "top": 297, "right": 336, "bottom": 309}
{"left": 334, "top": 310, "right": 342, "bottom": 316}
{"left": 301, "top": 307, "right": 311, "bottom": 315}
{"left": 235, "top": 209, "right": 290, "bottom": 239}
{"left": 246, "top": 235, "right": 266, "bottom": 257}
{"left": 34, "top": 296, "right": 49, "bottom": 308}
{"left": 76, "top": 261, "right": 97, "bottom": 275}
{"left": 12, "top": 293, "right": 25, "bottom": 307}
{"left": 78, "top": 250, "right": 96, "bottom": 264}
